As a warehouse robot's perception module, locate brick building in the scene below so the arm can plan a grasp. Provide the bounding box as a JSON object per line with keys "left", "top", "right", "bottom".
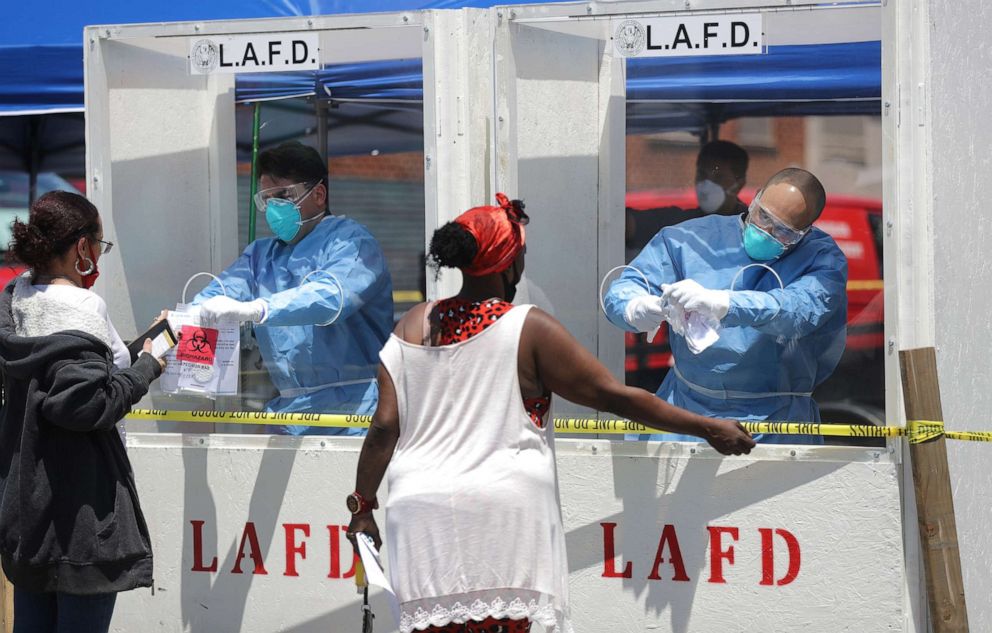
{"left": 319, "top": 114, "right": 881, "bottom": 198}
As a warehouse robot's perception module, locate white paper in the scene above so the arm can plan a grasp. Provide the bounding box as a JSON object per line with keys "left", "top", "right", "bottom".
{"left": 160, "top": 304, "right": 240, "bottom": 397}
{"left": 356, "top": 532, "right": 401, "bottom": 626}
{"left": 149, "top": 330, "right": 175, "bottom": 359}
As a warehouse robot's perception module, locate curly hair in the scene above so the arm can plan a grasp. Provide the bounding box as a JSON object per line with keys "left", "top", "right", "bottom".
{"left": 8, "top": 191, "right": 100, "bottom": 269}
{"left": 427, "top": 221, "right": 479, "bottom": 274}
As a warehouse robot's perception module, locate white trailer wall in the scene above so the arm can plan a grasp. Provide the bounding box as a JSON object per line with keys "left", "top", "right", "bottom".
{"left": 115, "top": 435, "right": 905, "bottom": 632}
{"left": 81, "top": 3, "right": 978, "bottom": 631}
{"left": 886, "top": 0, "right": 992, "bottom": 629}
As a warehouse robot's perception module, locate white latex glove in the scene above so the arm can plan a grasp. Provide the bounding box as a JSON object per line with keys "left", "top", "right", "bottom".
{"left": 199, "top": 296, "right": 267, "bottom": 325}
{"left": 664, "top": 279, "right": 730, "bottom": 321}
{"left": 623, "top": 294, "right": 668, "bottom": 333}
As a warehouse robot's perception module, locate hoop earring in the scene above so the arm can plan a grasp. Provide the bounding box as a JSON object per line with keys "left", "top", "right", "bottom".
{"left": 75, "top": 256, "right": 95, "bottom": 276}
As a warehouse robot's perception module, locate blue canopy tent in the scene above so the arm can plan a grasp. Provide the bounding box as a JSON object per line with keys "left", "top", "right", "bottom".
{"left": 0, "top": 1, "right": 881, "bottom": 188}
{"left": 0, "top": 0, "right": 574, "bottom": 197}
{"left": 231, "top": 38, "right": 879, "bottom": 158}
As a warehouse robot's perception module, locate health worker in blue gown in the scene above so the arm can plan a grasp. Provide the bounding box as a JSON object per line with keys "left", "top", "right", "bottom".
{"left": 193, "top": 142, "right": 393, "bottom": 435}
{"left": 604, "top": 168, "right": 847, "bottom": 444}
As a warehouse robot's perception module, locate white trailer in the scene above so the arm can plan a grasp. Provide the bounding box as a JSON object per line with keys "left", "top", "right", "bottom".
{"left": 82, "top": 1, "right": 988, "bottom": 630}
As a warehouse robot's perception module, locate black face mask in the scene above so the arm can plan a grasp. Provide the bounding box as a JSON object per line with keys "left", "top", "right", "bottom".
{"left": 502, "top": 268, "right": 519, "bottom": 303}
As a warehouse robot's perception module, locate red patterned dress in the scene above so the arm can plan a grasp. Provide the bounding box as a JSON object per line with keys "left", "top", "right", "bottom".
{"left": 424, "top": 298, "right": 551, "bottom": 633}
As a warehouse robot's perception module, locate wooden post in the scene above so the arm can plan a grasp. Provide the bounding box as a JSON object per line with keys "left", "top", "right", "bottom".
{"left": 900, "top": 347, "right": 969, "bottom": 632}
{"left": 0, "top": 572, "right": 13, "bottom": 633}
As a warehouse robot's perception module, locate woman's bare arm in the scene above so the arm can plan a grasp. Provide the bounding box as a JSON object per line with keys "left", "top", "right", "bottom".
{"left": 347, "top": 363, "right": 400, "bottom": 549}
{"left": 521, "top": 308, "right": 754, "bottom": 454}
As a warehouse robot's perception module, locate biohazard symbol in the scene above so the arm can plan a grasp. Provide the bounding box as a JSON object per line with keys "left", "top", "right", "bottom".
{"left": 176, "top": 325, "right": 218, "bottom": 365}
{"left": 190, "top": 330, "right": 210, "bottom": 353}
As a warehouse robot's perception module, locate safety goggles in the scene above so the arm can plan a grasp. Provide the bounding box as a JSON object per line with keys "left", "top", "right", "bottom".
{"left": 746, "top": 195, "right": 809, "bottom": 247}
{"left": 253, "top": 181, "right": 318, "bottom": 214}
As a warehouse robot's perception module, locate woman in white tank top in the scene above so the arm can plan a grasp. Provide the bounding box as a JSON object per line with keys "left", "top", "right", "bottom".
{"left": 347, "top": 195, "right": 755, "bottom": 633}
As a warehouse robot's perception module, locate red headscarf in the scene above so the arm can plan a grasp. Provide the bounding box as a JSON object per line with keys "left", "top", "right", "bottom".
{"left": 454, "top": 193, "right": 527, "bottom": 277}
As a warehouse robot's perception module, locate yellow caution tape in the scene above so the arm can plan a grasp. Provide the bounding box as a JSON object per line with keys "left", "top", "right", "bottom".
{"left": 392, "top": 290, "right": 424, "bottom": 303}
{"left": 740, "top": 420, "right": 947, "bottom": 444}
{"left": 740, "top": 421, "right": 905, "bottom": 439}
{"left": 124, "top": 409, "right": 992, "bottom": 443}
{"left": 126, "top": 409, "right": 372, "bottom": 429}
{"left": 552, "top": 417, "right": 653, "bottom": 434}
{"left": 907, "top": 420, "right": 946, "bottom": 444}
{"left": 944, "top": 430, "right": 992, "bottom": 443}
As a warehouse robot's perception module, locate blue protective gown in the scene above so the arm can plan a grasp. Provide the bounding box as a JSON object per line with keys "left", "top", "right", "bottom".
{"left": 604, "top": 214, "right": 847, "bottom": 444}
{"left": 194, "top": 216, "right": 393, "bottom": 435}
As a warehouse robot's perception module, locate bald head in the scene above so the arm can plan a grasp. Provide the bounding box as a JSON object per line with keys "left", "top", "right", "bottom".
{"left": 758, "top": 168, "right": 826, "bottom": 230}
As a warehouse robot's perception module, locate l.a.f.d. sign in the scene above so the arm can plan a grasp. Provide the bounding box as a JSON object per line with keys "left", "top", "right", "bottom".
{"left": 613, "top": 14, "right": 763, "bottom": 58}
{"left": 189, "top": 33, "right": 320, "bottom": 75}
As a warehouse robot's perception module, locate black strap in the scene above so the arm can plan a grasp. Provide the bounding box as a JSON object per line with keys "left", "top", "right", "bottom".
{"left": 361, "top": 586, "right": 374, "bottom": 633}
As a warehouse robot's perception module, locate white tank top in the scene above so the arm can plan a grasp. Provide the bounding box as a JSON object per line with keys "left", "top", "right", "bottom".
{"left": 379, "top": 304, "right": 572, "bottom": 633}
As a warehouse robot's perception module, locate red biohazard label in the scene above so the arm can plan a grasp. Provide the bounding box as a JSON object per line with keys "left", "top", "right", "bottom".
{"left": 176, "top": 325, "right": 219, "bottom": 365}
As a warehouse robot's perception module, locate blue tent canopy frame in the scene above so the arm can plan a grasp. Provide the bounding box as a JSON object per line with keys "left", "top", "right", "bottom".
{"left": 0, "top": 3, "right": 880, "bottom": 174}
{"left": 234, "top": 40, "right": 880, "bottom": 130}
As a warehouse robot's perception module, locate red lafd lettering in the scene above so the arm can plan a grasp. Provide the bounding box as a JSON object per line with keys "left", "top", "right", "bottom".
{"left": 647, "top": 524, "right": 690, "bottom": 582}
{"left": 190, "top": 519, "right": 218, "bottom": 572}
{"left": 328, "top": 525, "right": 359, "bottom": 579}
{"left": 176, "top": 325, "right": 219, "bottom": 365}
{"left": 231, "top": 522, "right": 268, "bottom": 575}
{"left": 759, "top": 528, "right": 801, "bottom": 586}
{"left": 601, "top": 522, "right": 632, "bottom": 578}
{"left": 706, "top": 526, "right": 739, "bottom": 584}
{"left": 283, "top": 523, "right": 310, "bottom": 577}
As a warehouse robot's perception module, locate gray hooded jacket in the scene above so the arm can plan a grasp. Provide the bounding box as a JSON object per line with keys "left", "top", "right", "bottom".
{"left": 0, "top": 277, "right": 161, "bottom": 594}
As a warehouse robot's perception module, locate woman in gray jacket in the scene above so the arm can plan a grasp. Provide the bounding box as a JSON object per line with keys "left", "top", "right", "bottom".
{"left": 0, "top": 191, "right": 165, "bottom": 633}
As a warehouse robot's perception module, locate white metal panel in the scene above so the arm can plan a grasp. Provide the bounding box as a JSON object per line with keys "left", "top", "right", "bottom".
{"left": 499, "top": 0, "right": 878, "bottom": 21}
{"left": 494, "top": 17, "right": 625, "bottom": 416}
{"left": 882, "top": 0, "right": 935, "bottom": 631}
{"left": 596, "top": 24, "right": 627, "bottom": 406}
{"left": 422, "top": 9, "right": 497, "bottom": 300}
{"left": 318, "top": 26, "right": 424, "bottom": 66}
{"left": 925, "top": 1, "right": 992, "bottom": 630}
{"left": 84, "top": 34, "right": 239, "bottom": 342}
{"left": 89, "top": 13, "right": 423, "bottom": 41}
{"left": 513, "top": 4, "right": 881, "bottom": 47}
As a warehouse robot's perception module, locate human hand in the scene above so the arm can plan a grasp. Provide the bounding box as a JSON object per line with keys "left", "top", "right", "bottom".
{"left": 623, "top": 295, "right": 668, "bottom": 333}
{"left": 701, "top": 418, "right": 755, "bottom": 455}
{"left": 346, "top": 513, "right": 381, "bottom": 555}
{"left": 142, "top": 338, "right": 167, "bottom": 371}
{"left": 199, "top": 296, "right": 266, "bottom": 325}
{"left": 149, "top": 309, "right": 169, "bottom": 328}
{"left": 665, "top": 279, "right": 730, "bottom": 321}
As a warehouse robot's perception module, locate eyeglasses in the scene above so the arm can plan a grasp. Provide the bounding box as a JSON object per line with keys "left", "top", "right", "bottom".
{"left": 746, "top": 195, "right": 809, "bottom": 246}
{"left": 94, "top": 238, "right": 114, "bottom": 255}
{"left": 253, "top": 181, "right": 318, "bottom": 214}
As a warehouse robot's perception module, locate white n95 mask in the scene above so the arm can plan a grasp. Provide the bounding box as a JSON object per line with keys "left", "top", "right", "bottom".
{"left": 696, "top": 179, "right": 726, "bottom": 215}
